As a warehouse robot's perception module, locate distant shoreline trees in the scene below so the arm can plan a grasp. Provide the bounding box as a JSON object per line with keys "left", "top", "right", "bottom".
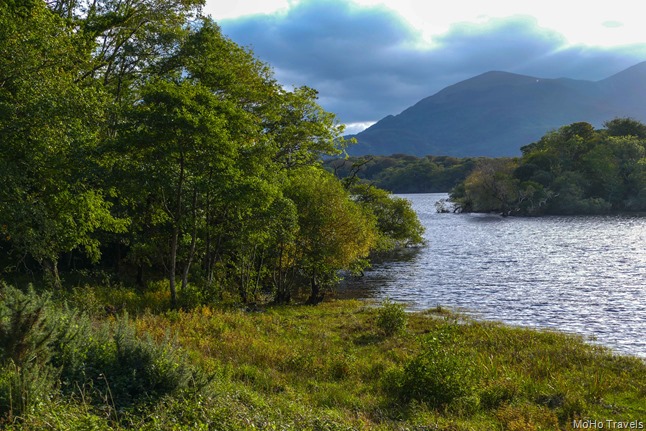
{"left": 325, "top": 154, "right": 478, "bottom": 193}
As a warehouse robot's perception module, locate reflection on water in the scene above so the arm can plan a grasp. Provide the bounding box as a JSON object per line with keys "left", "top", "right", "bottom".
{"left": 338, "top": 193, "right": 646, "bottom": 358}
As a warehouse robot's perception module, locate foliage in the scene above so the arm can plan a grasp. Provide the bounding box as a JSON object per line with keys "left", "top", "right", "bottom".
{"left": 0, "top": 1, "right": 126, "bottom": 287}
{"left": 451, "top": 119, "right": 646, "bottom": 214}
{"left": 0, "top": 284, "right": 59, "bottom": 421}
{"left": 386, "top": 326, "right": 476, "bottom": 409}
{"left": 0, "top": 0, "right": 423, "bottom": 303}
{"left": 325, "top": 154, "right": 477, "bottom": 193}
{"left": 4, "top": 296, "right": 644, "bottom": 430}
{"left": 350, "top": 184, "right": 425, "bottom": 250}
{"left": 72, "top": 313, "right": 202, "bottom": 409}
{"left": 284, "top": 168, "right": 379, "bottom": 304}
{"left": 375, "top": 298, "right": 407, "bottom": 336}
{"left": 0, "top": 283, "right": 204, "bottom": 425}
{"left": 453, "top": 158, "right": 520, "bottom": 214}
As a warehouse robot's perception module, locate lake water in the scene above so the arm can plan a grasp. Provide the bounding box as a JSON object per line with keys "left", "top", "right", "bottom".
{"left": 339, "top": 193, "right": 646, "bottom": 358}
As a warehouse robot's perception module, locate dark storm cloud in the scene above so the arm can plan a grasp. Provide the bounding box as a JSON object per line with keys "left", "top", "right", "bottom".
{"left": 218, "top": 0, "right": 646, "bottom": 125}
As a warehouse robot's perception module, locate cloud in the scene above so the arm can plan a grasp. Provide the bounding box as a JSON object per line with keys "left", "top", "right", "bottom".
{"left": 218, "top": 0, "right": 646, "bottom": 127}
{"left": 602, "top": 21, "right": 624, "bottom": 28}
{"left": 344, "top": 121, "right": 377, "bottom": 135}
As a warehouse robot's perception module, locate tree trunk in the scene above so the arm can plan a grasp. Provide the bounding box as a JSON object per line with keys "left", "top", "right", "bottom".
{"left": 169, "top": 152, "right": 186, "bottom": 309}
{"left": 306, "top": 273, "right": 324, "bottom": 305}
{"left": 43, "top": 257, "right": 62, "bottom": 289}
{"left": 136, "top": 264, "right": 144, "bottom": 288}
{"left": 169, "top": 226, "right": 179, "bottom": 308}
{"left": 273, "top": 243, "right": 291, "bottom": 304}
{"left": 181, "top": 187, "right": 198, "bottom": 291}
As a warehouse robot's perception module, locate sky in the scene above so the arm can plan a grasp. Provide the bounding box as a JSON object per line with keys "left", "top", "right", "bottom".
{"left": 205, "top": 0, "right": 646, "bottom": 134}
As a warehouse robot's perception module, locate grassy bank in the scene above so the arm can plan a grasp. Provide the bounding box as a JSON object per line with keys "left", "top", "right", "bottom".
{"left": 1, "top": 284, "right": 645, "bottom": 430}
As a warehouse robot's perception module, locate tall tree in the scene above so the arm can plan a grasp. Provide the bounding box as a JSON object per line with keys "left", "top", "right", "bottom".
{"left": 46, "top": 0, "right": 204, "bottom": 101}
{"left": 116, "top": 78, "right": 245, "bottom": 305}
{"left": 0, "top": 1, "right": 125, "bottom": 286}
{"left": 453, "top": 159, "right": 520, "bottom": 214}
{"left": 285, "top": 168, "right": 378, "bottom": 304}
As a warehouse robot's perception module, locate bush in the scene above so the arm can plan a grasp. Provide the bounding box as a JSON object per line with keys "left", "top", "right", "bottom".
{"left": 0, "top": 283, "right": 56, "bottom": 366}
{"left": 0, "top": 283, "right": 61, "bottom": 421}
{"left": 376, "top": 298, "right": 407, "bottom": 336}
{"left": 0, "top": 359, "right": 57, "bottom": 422}
{"left": 0, "top": 282, "right": 207, "bottom": 424}
{"left": 386, "top": 328, "right": 476, "bottom": 409}
{"left": 63, "top": 313, "right": 206, "bottom": 409}
{"left": 480, "top": 379, "right": 519, "bottom": 410}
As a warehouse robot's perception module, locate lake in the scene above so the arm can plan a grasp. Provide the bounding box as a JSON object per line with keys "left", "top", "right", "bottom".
{"left": 339, "top": 193, "right": 646, "bottom": 358}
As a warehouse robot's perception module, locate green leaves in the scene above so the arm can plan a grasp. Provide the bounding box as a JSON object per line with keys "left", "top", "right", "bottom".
{"left": 0, "top": 2, "right": 424, "bottom": 305}
{"left": 284, "top": 167, "right": 379, "bottom": 302}
{"left": 453, "top": 119, "right": 646, "bottom": 214}
{"left": 0, "top": 1, "right": 125, "bottom": 284}
{"left": 350, "top": 183, "right": 425, "bottom": 250}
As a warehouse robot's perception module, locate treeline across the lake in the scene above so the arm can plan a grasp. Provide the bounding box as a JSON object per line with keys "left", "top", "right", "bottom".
{"left": 451, "top": 119, "right": 646, "bottom": 215}
{"left": 324, "top": 154, "right": 478, "bottom": 193}
{"left": 0, "top": 0, "right": 424, "bottom": 305}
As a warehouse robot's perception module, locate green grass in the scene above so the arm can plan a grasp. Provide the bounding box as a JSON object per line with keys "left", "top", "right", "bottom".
{"left": 2, "top": 284, "right": 645, "bottom": 430}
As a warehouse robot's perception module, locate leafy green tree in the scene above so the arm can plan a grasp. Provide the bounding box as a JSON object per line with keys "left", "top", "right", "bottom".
{"left": 453, "top": 159, "right": 520, "bottom": 214}
{"left": 350, "top": 184, "right": 425, "bottom": 250}
{"left": 455, "top": 119, "right": 646, "bottom": 215}
{"left": 285, "top": 168, "right": 378, "bottom": 304}
{"left": 604, "top": 117, "right": 646, "bottom": 139}
{"left": 116, "top": 78, "right": 246, "bottom": 305}
{"left": 627, "top": 157, "right": 646, "bottom": 210}
{"left": 266, "top": 86, "right": 347, "bottom": 169}
{"left": 0, "top": 2, "right": 427, "bottom": 307}
{"left": 111, "top": 19, "right": 353, "bottom": 305}
{"left": 584, "top": 136, "right": 646, "bottom": 208}
{"left": 0, "top": 1, "right": 125, "bottom": 286}
{"left": 48, "top": 0, "right": 204, "bottom": 101}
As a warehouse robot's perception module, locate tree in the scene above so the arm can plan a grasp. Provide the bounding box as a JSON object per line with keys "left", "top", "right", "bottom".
{"left": 0, "top": 4, "right": 427, "bottom": 306}
{"left": 266, "top": 86, "right": 347, "bottom": 169}
{"left": 285, "top": 168, "right": 378, "bottom": 304}
{"left": 452, "top": 159, "right": 520, "bottom": 214}
{"left": 456, "top": 119, "right": 646, "bottom": 215}
{"left": 116, "top": 77, "right": 247, "bottom": 305}
{"left": 350, "top": 184, "right": 425, "bottom": 250}
{"left": 604, "top": 117, "right": 646, "bottom": 139}
{"left": 0, "top": 1, "right": 125, "bottom": 286}
{"left": 47, "top": 0, "right": 204, "bottom": 101}
{"left": 583, "top": 136, "right": 646, "bottom": 208}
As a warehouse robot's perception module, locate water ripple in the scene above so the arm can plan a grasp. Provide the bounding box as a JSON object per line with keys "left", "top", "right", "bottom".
{"left": 340, "top": 193, "right": 646, "bottom": 358}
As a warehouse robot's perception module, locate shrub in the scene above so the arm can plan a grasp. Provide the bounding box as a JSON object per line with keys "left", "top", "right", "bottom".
{"left": 0, "top": 283, "right": 61, "bottom": 421}
{"left": 68, "top": 313, "right": 206, "bottom": 409}
{"left": 480, "top": 379, "right": 519, "bottom": 410}
{"left": 387, "top": 328, "right": 476, "bottom": 409}
{"left": 0, "top": 282, "right": 208, "bottom": 423}
{"left": 376, "top": 298, "right": 407, "bottom": 336}
{"left": 0, "top": 283, "right": 55, "bottom": 366}
{"left": 0, "top": 359, "right": 57, "bottom": 422}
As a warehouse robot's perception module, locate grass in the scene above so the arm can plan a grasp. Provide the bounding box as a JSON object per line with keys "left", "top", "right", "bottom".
{"left": 2, "top": 284, "right": 645, "bottom": 430}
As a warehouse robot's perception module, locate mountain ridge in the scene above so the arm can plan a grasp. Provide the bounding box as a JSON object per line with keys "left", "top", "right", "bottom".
{"left": 347, "top": 61, "right": 646, "bottom": 157}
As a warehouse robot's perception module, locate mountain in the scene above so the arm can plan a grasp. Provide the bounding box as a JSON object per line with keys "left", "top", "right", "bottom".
{"left": 347, "top": 61, "right": 646, "bottom": 157}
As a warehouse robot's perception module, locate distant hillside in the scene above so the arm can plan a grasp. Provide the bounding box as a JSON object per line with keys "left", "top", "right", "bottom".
{"left": 347, "top": 61, "right": 646, "bottom": 157}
